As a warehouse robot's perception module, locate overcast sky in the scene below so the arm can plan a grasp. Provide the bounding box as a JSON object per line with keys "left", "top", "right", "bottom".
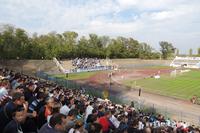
{"left": 0, "top": 0, "right": 200, "bottom": 54}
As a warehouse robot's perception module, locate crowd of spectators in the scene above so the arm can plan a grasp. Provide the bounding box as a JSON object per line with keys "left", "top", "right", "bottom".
{"left": 72, "top": 58, "right": 101, "bottom": 69}
{"left": 0, "top": 68, "right": 200, "bottom": 133}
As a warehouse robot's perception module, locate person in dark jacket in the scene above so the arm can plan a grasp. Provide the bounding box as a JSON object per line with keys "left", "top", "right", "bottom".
{"left": 3, "top": 106, "right": 26, "bottom": 133}
{"left": 0, "top": 92, "right": 25, "bottom": 131}
{"left": 37, "top": 97, "right": 55, "bottom": 129}
{"left": 39, "top": 113, "right": 66, "bottom": 133}
{"left": 127, "top": 119, "right": 142, "bottom": 133}
{"left": 24, "top": 82, "right": 35, "bottom": 101}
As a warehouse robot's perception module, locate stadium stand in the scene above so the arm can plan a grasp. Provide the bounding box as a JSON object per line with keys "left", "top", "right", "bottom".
{"left": 170, "top": 56, "right": 200, "bottom": 69}
{"left": 0, "top": 68, "right": 200, "bottom": 133}
{"left": 53, "top": 57, "right": 113, "bottom": 74}
{"left": 72, "top": 58, "right": 101, "bottom": 69}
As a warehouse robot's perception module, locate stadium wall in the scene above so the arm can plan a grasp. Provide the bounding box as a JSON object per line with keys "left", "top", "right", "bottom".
{"left": 0, "top": 59, "right": 172, "bottom": 75}
{"left": 111, "top": 59, "right": 171, "bottom": 68}
{"left": 0, "top": 60, "right": 60, "bottom": 75}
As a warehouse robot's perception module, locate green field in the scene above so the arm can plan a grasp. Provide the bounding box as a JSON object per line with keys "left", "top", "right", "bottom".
{"left": 140, "top": 65, "right": 172, "bottom": 69}
{"left": 123, "top": 70, "right": 200, "bottom": 100}
{"left": 52, "top": 71, "right": 98, "bottom": 80}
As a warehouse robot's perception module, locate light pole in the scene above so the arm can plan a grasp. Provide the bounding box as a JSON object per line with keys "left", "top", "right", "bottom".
{"left": 16, "top": 57, "right": 22, "bottom": 73}
{"left": 41, "top": 57, "right": 44, "bottom": 71}
{"left": 38, "top": 57, "right": 44, "bottom": 72}
{"left": 109, "top": 72, "right": 112, "bottom": 90}
{"left": 138, "top": 88, "right": 141, "bottom": 110}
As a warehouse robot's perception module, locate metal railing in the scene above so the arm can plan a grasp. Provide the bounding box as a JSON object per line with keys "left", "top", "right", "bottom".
{"left": 35, "top": 71, "right": 126, "bottom": 104}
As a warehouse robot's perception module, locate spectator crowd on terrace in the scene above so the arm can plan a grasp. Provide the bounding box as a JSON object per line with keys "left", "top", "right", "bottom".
{"left": 0, "top": 68, "right": 200, "bottom": 133}
{"left": 72, "top": 58, "right": 101, "bottom": 69}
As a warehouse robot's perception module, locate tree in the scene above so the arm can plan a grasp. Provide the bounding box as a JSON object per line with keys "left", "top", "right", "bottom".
{"left": 0, "top": 24, "right": 168, "bottom": 60}
{"left": 139, "top": 43, "right": 153, "bottom": 59}
{"left": 159, "top": 41, "right": 175, "bottom": 59}
{"left": 127, "top": 38, "right": 141, "bottom": 58}
{"left": 99, "top": 36, "right": 110, "bottom": 48}
{"left": 77, "top": 36, "right": 89, "bottom": 58}
{"left": 88, "top": 34, "right": 104, "bottom": 57}
{"left": 1, "top": 25, "right": 17, "bottom": 59}
{"left": 63, "top": 31, "right": 78, "bottom": 45}
{"left": 15, "top": 28, "right": 30, "bottom": 58}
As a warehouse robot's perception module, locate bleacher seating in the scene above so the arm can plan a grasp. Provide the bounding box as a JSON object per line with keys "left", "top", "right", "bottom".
{"left": 170, "top": 56, "right": 200, "bottom": 68}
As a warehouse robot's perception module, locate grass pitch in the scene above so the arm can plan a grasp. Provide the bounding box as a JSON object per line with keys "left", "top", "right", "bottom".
{"left": 123, "top": 70, "right": 200, "bottom": 100}
{"left": 52, "top": 71, "right": 98, "bottom": 80}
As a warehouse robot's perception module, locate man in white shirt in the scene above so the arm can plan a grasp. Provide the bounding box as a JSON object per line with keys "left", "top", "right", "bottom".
{"left": 109, "top": 110, "right": 120, "bottom": 128}
{"left": 60, "top": 101, "right": 70, "bottom": 116}
{"left": 84, "top": 102, "right": 94, "bottom": 122}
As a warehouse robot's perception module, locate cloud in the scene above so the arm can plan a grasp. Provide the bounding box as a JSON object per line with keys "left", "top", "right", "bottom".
{"left": 0, "top": 0, "right": 200, "bottom": 53}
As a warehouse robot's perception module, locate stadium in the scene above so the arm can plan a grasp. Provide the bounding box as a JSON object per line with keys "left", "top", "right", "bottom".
{"left": 1, "top": 57, "right": 200, "bottom": 128}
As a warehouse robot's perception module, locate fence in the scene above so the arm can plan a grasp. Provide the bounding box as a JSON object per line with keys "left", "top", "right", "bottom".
{"left": 35, "top": 71, "right": 200, "bottom": 126}
{"left": 35, "top": 71, "right": 126, "bottom": 104}
{"left": 131, "top": 98, "right": 200, "bottom": 125}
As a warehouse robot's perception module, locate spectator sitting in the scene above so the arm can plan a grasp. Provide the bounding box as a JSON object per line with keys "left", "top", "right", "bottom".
{"left": 1, "top": 68, "right": 200, "bottom": 133}
{"left": 98, "top": 110, "right": 112, "bottom": 133}
{"left": 28, "top": 91, "right": 46, "bottom": 113}
{"left": 72, "top": 58, "right": 102, "bottom": 70}
{"left": 24, "top": 82, "right": 35, "bottom": 101}
{"left": 115, "top": 115, "right": 128, "bottom": 133}
{"left": 60, "top": 100, "right": 70, "bottom": 116}
{"left": 68, "top": 119, "right": 87, "bottom": 133}
{"left": 0, "top": 92, "right": 25, "bottom": 131}
{"left": 87, "top": 122, "right": 103, "bottom": 133}
{"left": 86, "top": 108, "right": 98, "bottom": 124}
{"left": 65, "top": 108, "right": 78, "bottom": 132}
{"left": 47, "top": 102, "right": 62, "bottom": 123}
{"left": 85, "top": 109, "right": 98, "bottom": 130}
{"left": 39, "top": 113, "right": 66, "bottom": 133}
{"left": 127, "top": 119, "right": 141, "bottom": 133}
{"left": 3, "top": 106, "right": 26, "bottom": 133}
{"left": 109, "top": 109, "right": 120, "bottom": 129}
{"left": 37, "top": 97, "right": 55, "bottom": 129}
{"left": 97, "top": 105, "right": 104, "bottom": 118}
{"left": 85, "top": 101, "right": 94, "bottom": 122}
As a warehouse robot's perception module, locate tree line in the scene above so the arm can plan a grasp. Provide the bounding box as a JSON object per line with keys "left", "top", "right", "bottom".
{"left": 0, "top": 25, "right": 176, "bottom": 60}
